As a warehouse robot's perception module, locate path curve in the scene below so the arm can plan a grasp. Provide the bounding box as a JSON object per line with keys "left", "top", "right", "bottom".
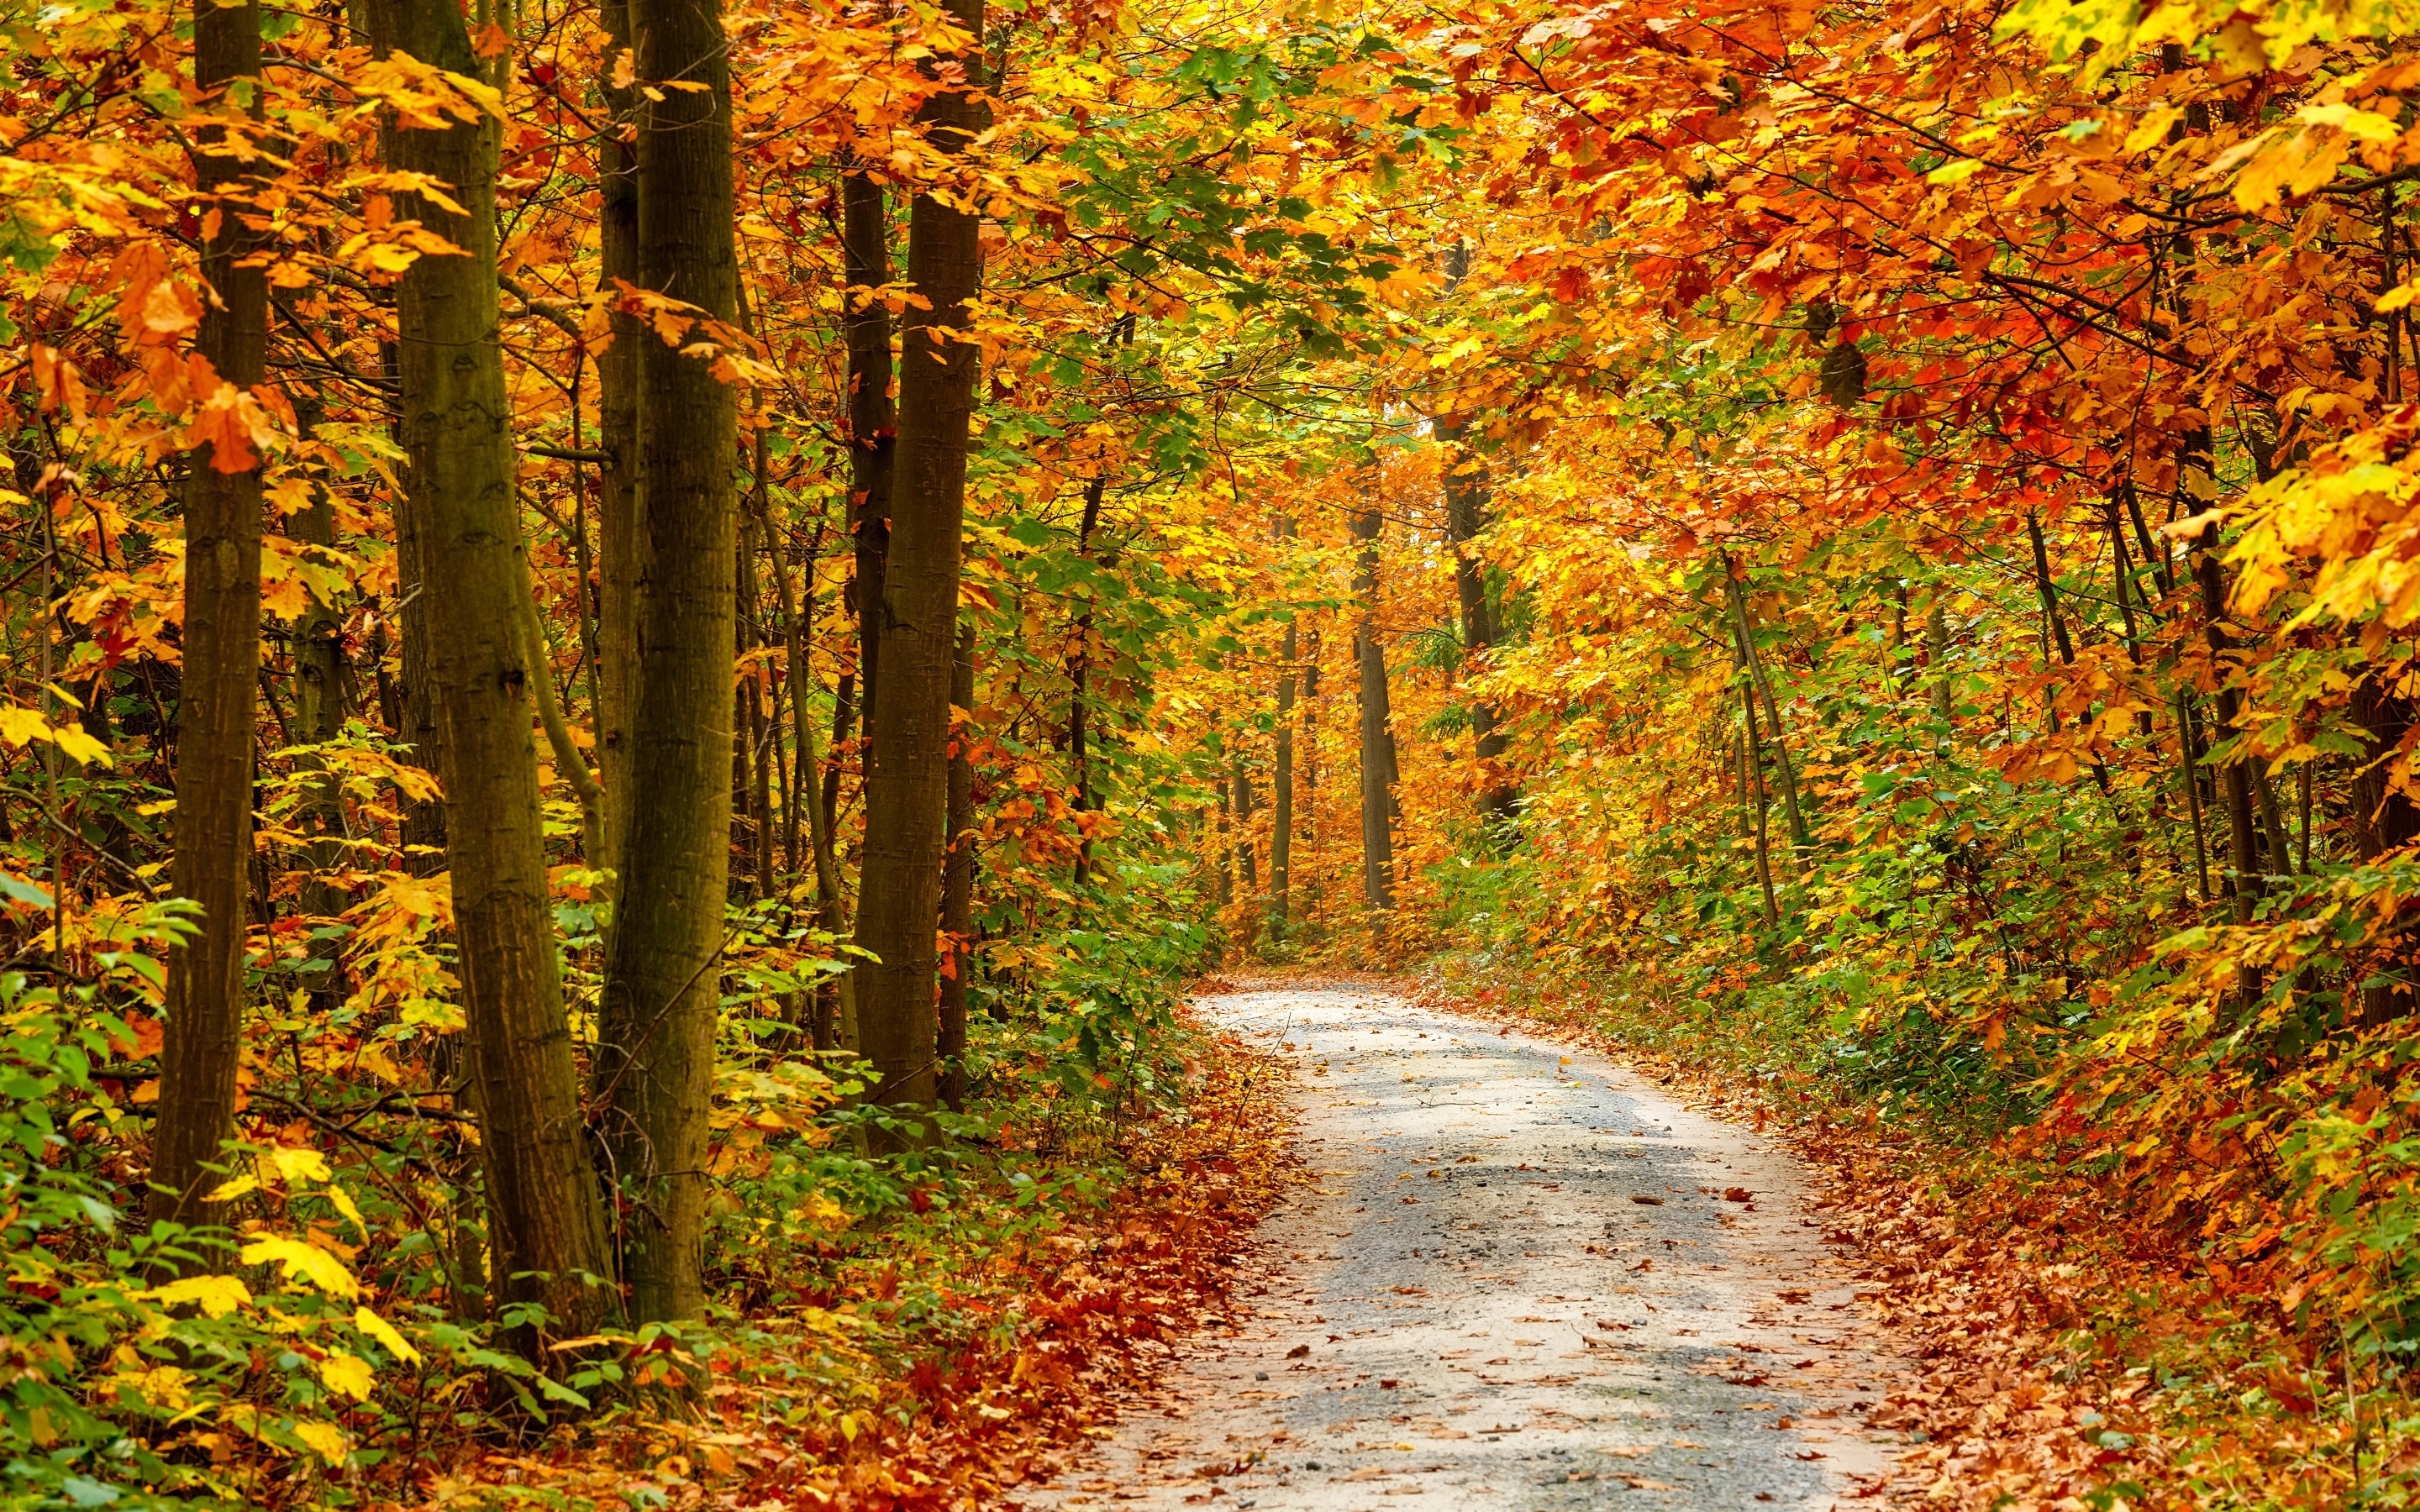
{"left": 1022, "top": 984, "right": 1917, "bottom": 1510}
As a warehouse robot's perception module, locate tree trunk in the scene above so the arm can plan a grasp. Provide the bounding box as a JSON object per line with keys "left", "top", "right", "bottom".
{"left": 757, "top": 492, "right": 857, "bottom": 1053}
{"left": 844, "top": 171, "right": 896, "bottom": 731}
{"left": 1352, "top": 506, "right": 1396, "bottom": 921}
{"left": 733, "top": 517, "right": 772, "bottom": 899}
{"left": 594, "top": 0, "right": 740, "bottom": 1322}
{"left": 1271, "top": 618, "right": 1295, "bottom": 937}
{"left": 2191, "top": 512, "right": 2262, "bottom": 1014}
{"left": 939, "top": 624, "right": 976, "bottom": 1110}
{"left": 366, "top": 0, "right": 617, "bottom": 1346}
{"left": 2353, "top": 671, "right": 2420, "bottom": 1025}
{"left": 1233, "top": 759, "right": 1257, "bottom": 889}
{"left": 2027, "top": 510, "right": 2113, "bottom": 795}
{"left": 1740, "top": 689, "right": 1777, "bottom": 924}
{"left": 1302, "top": 639, "right": 1320, "bottom": 856}
{"left": 594, "top": 0, "right": 640, "bottom": 885}
{"left": 1215, "top": 778, "right": 1234, "bottom": 909}
{"left": 1438, "top": 417, "right": 1515, "bottom": 831}
{"left": 150, "top": 0, "right": 269, "bottom": 1238}
{"left": 2177, "top": 689, "right": 2215, "bottom": 906}
{"left": 852, "top": 0, "right": 984, "bottom": 1126}
{"left": 1926, "top": 597, "right": 1952, "bottom": 729}
{"left": 1724, "top": 564, "right": 1809, "bottom": 851}
{"left": 823, "top": 669, "right": 852, "bottom": 846}
{"left": 1069, "top": 475, "right": 1106, "bottom": 886}
{"left": 291, "top": 478, "right": 351, "bottom": 1002}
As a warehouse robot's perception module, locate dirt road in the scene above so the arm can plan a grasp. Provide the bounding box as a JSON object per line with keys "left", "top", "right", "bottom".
{"left": 1022, "top": 985, "right": 1916, "bottom": 1509}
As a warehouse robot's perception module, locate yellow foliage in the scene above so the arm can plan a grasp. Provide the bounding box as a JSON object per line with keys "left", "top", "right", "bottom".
{"left": 238, "top": 1236, "right": 360, "bottom": 1299}
{"left": 139, "top": 1273, "right": 253, "bottom": 1319}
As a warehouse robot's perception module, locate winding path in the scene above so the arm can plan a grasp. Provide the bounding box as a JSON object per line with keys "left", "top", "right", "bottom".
{"left": 1023, "top": 984, "right": 1918, "bottom": 1510}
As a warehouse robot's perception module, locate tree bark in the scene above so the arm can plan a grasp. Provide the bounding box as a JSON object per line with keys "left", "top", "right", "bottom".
{"left": 1233, "top": 759, "right": 1257, "bottom": 889}
{"left": 1215, "top": 778, "right": 1234, "bottom": 910}
{"left": 150, "top": 0, "right": 269, "bottom": 1239}
{"left": 734, "top": 516, "right": 773, "bottom": 899}
{"left": 594, "top": 0, "right": 640, "bottom": 886}
{"left": 1740, "top": 689, "right": 1778, "bottom": 924}
{"left": 1723, "top": 564, "right": 1809, "bottom": 851}
{"left": 852, "top": 0, "right": 984, "bottom": 1127}
{"left": 1271, "top": 618, "right": 1295, "bottom": 937}
{"left": 2190, "top": 512, "right": 2262, "bottom": 1015}
{"left": 939, "top": 624, "right": 976, "bottom": 1111}
{"left": 2352, "top": 669, "right": 2420, "bottom": 1025}
{"left": 291, "top": 477, "right": 351, "bottom": 1003}
{"left": 757, "top": 492, "right": 857, "bottom": 1053}
{"left": 1438, "top": 417, "right": 1515, "bottom": 831}
{"left": 366, "top": 0, "right": 617, "bottom": 1347}
{"left": 2177, "top": 688, "right": 2215, "bottom": 906}
{"left": 594, "top": 0, "right": 741, "bottom": 1322}
{"left": 844, "top": 171, "right": 895, "bottom": 731}
{"left": 1352, "top": 506, "right": 1397, "bottom": 921}
{"left": 1925, "top": 597, "right": 1952, "bottom": 729}
{"left": 1069, "top": 475, "right": 1106, "bottom": 886}
{"left": 2026, "top": 510, "right": 2113, "bottom": 795}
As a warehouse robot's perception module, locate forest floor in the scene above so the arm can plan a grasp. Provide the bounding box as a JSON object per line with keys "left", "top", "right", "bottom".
{"left": 1018, "top": 982, "right": 1921, "bottom": 1510}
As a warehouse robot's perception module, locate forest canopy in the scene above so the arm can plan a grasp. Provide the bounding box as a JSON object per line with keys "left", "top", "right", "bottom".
{"left": 6, "top": 0, "right": 2420, "bottom": 1499}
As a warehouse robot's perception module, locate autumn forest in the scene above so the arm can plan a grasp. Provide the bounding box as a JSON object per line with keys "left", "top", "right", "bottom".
{"left": 5, "top": 0, "right": 2420, "bottom": 1499}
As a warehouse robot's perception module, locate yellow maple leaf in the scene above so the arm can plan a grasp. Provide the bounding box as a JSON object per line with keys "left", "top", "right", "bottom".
{"left": 267, "top": 1146, "right": 333, "bottom": 1185}
{"left": 141, "top": 1273, "right": 253, "bottom": 1318}
{"left": 239, "top": 1236, "right": 360, "bottom": 1298}
{"left": 354, "top": 1306, "right": 423, "bottom": 1364}
{"left": 316, "top": 1351, "right": 375, "bottom": 1401}
{"left": 292, "top": 1420, "right": 350, "bottom": 1465}
{"left": 51, "top": 725, "right": 112, "bottom": 767}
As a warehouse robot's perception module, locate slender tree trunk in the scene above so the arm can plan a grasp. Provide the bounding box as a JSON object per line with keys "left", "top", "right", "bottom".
{"left": 2191, "top": 512, "right": 2262, "bottom": 1013}
{"left": 383, "top": 329, "right": 448, "bottom": 881}
{"left": 594, "top": 0, "right": 740, "bottom": 1322}
{"left": 1215, "top": 779, "right": 1234, "bottom": 909}
{"left": 733, "top": 518, "right": 772, "bottom": 899}
{"left": 1234, "top": 759, "right": 1257, "bottom": 889}
{"left": 2104, "top": 495, "right": 2158, "bottom": 738}
{"left": 939, "top": 624, "right": 976, "bottom": 1110}
{"left": 1271, "top": 618, "right": 1296, "bottom": 937}
{"left": 1438, "top": 417, "right": 1515, "bottom": 831}
{"left": 757, "top": 493, "right": 857, "bottom": 1052}
{"left": 823, "top": 670, "right": 852, "bottom": 843}
{"left": 2300, "top": 763, "right": 2314, "bottom": 873}
{"left": 844, "top": 171, "right": 895, "bottom": 730}
{"left": 2027, "top": 511, "right": 2114, "bottom": 795}
{"left": 1302, "top": 638, "right": 1320, "bottom": 859}
{"left": 1741, "top": 688, "right": 1778, "bottom": 924}
{"left": 594, "top": 0, "right": 640, "bottom": 885}
{"left": 2255, "top": 769, "right": 2294, "bottom": 878}
{"left": 2124, "top": 482, "right": 2173, "bottom": 597}
{"left": 366, "top": 0, "right": 616, "bottom": 1346}
{"left": 150, "top": 0, "right": 269, "bottom": 1238}
{"left": 291, "top": 480, "right": 351, "bottom": 998}
{"left": 1352, "top": 506, "right": 1396, "bottom": 921}
{"left": 2353, "top": 671, "right": 2420, "bottom": 1025}
{"left": 743, "top": 491, "right": 792, "bottom": 899}
{"left": 1069, "top": 475, "right": 1106, "bottom": 885}
{"left": 1926, "top": 597, "right": 1952, "bottom": 729}
{"left": 1724, "top": 566, "right": 1809, "bottom": 851}
{"left": 515, "top": 560, "right": 608, "bottom": 867}
{"left": 853, "top": 0, "right": 984, "bottom": 1126}
{"left": 2178, "top": 689, "right": 2215, "bottom": 906}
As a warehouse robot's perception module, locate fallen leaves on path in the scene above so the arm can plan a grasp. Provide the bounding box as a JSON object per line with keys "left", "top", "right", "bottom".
{"left": 415, "top": 1023, "right": 1291, "bottom": 1510}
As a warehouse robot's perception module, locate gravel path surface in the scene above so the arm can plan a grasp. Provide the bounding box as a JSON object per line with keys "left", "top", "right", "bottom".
{"left": 1021, "top": 985, "right": 1917, "bottom": 1510}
